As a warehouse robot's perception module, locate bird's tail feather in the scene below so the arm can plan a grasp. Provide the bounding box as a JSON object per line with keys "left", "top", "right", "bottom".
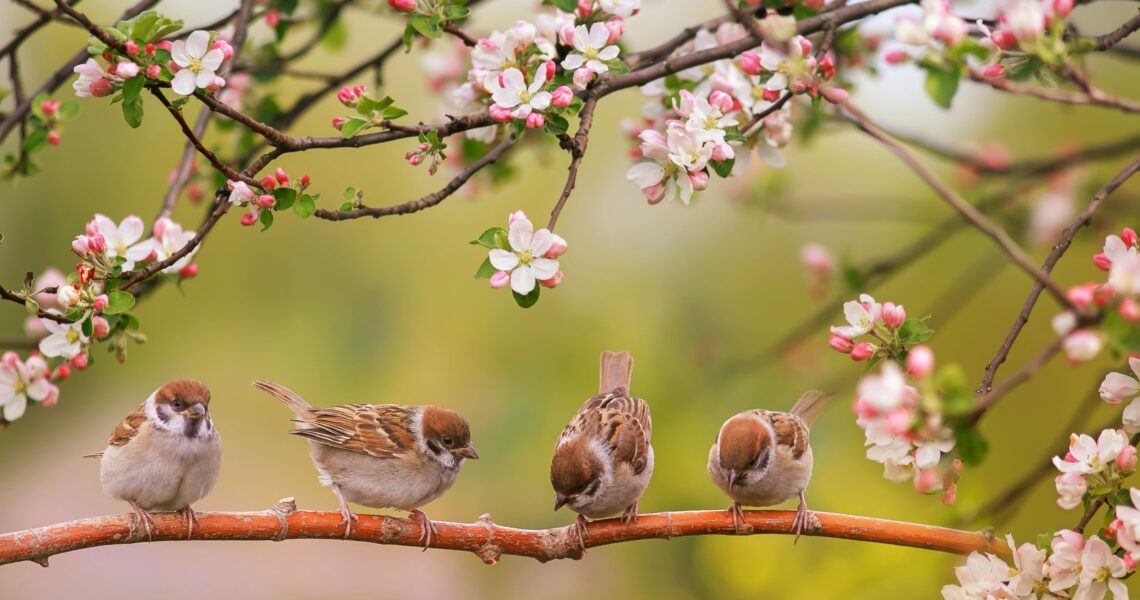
{"left": 790, "top": 390, "right": 833, "bottom": 426}
{"left": 252, "top": 380, "right": 313, "bottom": 416}
{"left": 599, "top": 351, "right": 634, "bottom": 394}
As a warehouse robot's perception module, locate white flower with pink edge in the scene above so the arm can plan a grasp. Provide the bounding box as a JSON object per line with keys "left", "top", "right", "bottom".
{"left": 487, "top": 213, "right": 560, "bottom": 295}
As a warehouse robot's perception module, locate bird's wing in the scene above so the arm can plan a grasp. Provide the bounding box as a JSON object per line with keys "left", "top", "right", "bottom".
{"left": 291, "top": 403, "right": 416, "bottom": 459}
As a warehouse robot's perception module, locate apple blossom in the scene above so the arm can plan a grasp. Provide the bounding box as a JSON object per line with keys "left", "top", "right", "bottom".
{"left": 1075, "top": 536, "right": 1128, "bottom": 600}
{"left": 882, "top": 302, "right": 906, "bottom": 329}
{"left": 115, "top": 61, "right": 140, "bottom": 79}
{"left": 831, "top": 294, "right": 883, "bottom": 338}
{"left": 1054, "top": 472, "right": 1086, "bottom": 510}
{"left": 487, "top": 212, "right": 561, "bottom": 295}
{"left": 1054, "top": 429, "right": 1129, "bottom": 475}
{"left": 145, "top": 64, "right": 161, "bottom": 79}
{"left": 228, "top": 180, "right": 255, "bottom": 206}
{"left": 92, "top": 315, "right": 110, "bottom": 339}
{"left": 489, "top": 67, "right": 552, "bottom": 120}
{"left": 128, "top": 217, "right": 198, "bottom": 274}
{"left": 72, "top": 59, "right": 112, "bottom": 98}
{"left": 551, "top": 85, "right": 573, "bottom": 108}
{"left": 1006, "top": 0, "right": 1046, "bottom": 43}
{"left": 1006, "top": 536, "right": 1047, "bottom": 598}
{"left": 562, "top": 24, "right": 620, "bottom": 81}
{"left": 0, "top": 356, "right": 53, "bottom": 421}
{"left": 1117, "top": 444, "right": 1137, "bottom": 472}
{"left": 38, "top": 317, "right": 89, "bottom": 359}
{"left": 90, "top": 214, "right": 147, "bottom": 270}
{"left": 1061, "top": 329, "right": 1103, "bottom": 363}
{"left": 170, "top": 31, "right": 226, "bottom": 96}
{"left": 55, "top": 285, "right": 80, "bottom": 308}
{"left": 1100, "top": 358, "right": 1140, "bottom": 404}
{"left": 941, "top": 550, "right": 1012, "bottom": 599}
{"left": 850, "top": 343, "right": 875, "bottom": 361}
{"left": 828, "top": 334, "right": 854, "bottom": 353}
{"left": 599, "top": 0, "right": 639, "bottom": 18}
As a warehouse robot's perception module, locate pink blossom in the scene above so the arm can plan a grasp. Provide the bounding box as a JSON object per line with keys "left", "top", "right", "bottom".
{"left": 545, "top": 234, "right": 568, "bottom": 259}
{"left": 115, "top": 62, "right": 140, "bottom": 79}
{"left": 40, "top": 100, "right": 61, "bottom": 116}
{"left": 275, "top": 168, "right": 290, "bottom": 185}
{"left": 800, "top": 243, "right": 834, "bottom": 275}
{"left": 688, "top": 170, "right": 709, "bottom": 191}
{"left": 906, "top": 345, "right": 935, "bottom": 377}
{"left": 508, "top": 210, "right": 528, "bottom": 226}
{"left": 551, "top": 86, "right": 573, "bottom": 108}
{"left": 882, "top": 302, "right": 906, "bottom": 329}
{"left": 92, "top": 315, "right": 110, "bottom": 339}
{"left": 980, "top": 64, "right": 1005, "bottom": 79}
{"left": 739, "top": 50, "right": 762, "bottom": 75}
{"left": 265, "top": 10, "right": 281, "bottom": 26}
{"left": 212, "top": 39, "right": 234, "bottom": 61}
{"left": 240, "top": 213, "right": 257, "bottom": 227}
{"left": 604, "top": 18, "right": 625, "bottom": 44}
{"left": 850, "top": 343, "right": 875, "bottom": 361}
{"left": 1124, "top": 227, "right": 1138, "bottom": 247}
{"left": 388, "top": 0, "right": 416, "bottom": 10}
{"left": 179, "top": 263, "right": 199, "bottom": 279}
{"left": 124, "top": 40, "right": 140, "bottom": 56}
{"left": 1121, "top": 298, "right": 1140, "bottom": 322}
{"left": 884, "top": 50, "right": 910, "bottom": 64}
{"left": 92, "top": 294, "right": 109, "bottom": 312}
{"left": 489, "top": 270, "right": 510, "bottom": 289}
{"left": 489, "top": 104, "right": 513, "bottom": 122}
{"left": 1054, "top": 472, "right": 1086, "bottom": 509}
{"left": 146, "top": 65, "right": 161, "bottom": 79}
{"left": 525, "top": 112, "right": 545, "bottom": 129}
{"left": 539, "top": 271, "right": 563, "bottom": 288}
{"left": 1118, "top": 445, "right": 1137, "bottom": 472}
{"left": 1094, "top": 252, "right": 1112, "bottom": 271}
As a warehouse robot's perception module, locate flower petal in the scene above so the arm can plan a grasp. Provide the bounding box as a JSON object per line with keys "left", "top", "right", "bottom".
{"left": 508, "top": 219, "right": 534, "bottom": 252}
{"left": 200, "top": 49, "right": 224, "bottom": 72}
{"left": 171, "top": 41, "right": 191, "bottom": 67}
{"left": 3, "top": 395, "right": 26, "bottom": 421}
{"left": 561, "top": 54, "right": 586, "bottom": 70}
{"left": 119, "top": 215, "right": 144, "bottom": 245}
{"left": 488, "top": 249, "right": 519, "bottom": 271}
{"left": 510, "top": 267, "right": 535, "bottom": 295}
{"left": 528, "top": 228, "right": 554, "bottom": 256}
{"left": 186, "top": 30, "right": 210, "bottom": 58}
{"left": 530, "top": 258, "right": 558, "bottom": 280}
{"left": 171, "top": 70, "right": 198, "bottom": 96}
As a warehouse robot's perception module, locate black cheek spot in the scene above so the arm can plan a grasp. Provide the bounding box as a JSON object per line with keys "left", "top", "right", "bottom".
{"left": 754, "top": 451, "right": 770, "bottom": 473}
{"left": 426, "top": 439, "right": 443, "bottom": 455}
{"left": 584, "top": 479, "right": 601, "bottom": 496}
{"left": 156, "top": 406, "right": 172, "bottom": 424}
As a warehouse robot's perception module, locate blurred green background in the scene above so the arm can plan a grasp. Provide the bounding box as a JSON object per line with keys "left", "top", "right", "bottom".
{"left": 2, "top": 0, "right": 1140, "bottom": 597}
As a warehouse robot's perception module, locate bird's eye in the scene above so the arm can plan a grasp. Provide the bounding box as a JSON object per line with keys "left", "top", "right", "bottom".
{"left": 441, "top": 436, "right": 454, "bottom": 447}
{"left": 171, "top": 399, "right": 187, "bottom": 411}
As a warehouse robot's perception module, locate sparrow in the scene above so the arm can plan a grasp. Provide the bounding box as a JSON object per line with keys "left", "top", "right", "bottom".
{"left": 551, "top": 351, "right": 653, "bottom": 550}
{"left": 707, "top": 390, "right": 831, "bottom": 541}
{"left": 253, "top": 380, "right": 478, "bottom": 548}
{"left": 88, "top": 379, "right": 221, "bottom": 540}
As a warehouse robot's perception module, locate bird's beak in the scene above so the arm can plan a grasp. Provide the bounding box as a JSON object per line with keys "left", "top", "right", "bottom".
{"left": 727, "top": 469, "right": 739, "bottom": 488}
{"left": 185, "top": 403, "right": 207, "bottom": 421}
{"left": 554, "top": 493, "right": 569, "bottom": 511}
{"left": 457, "top": 444, "right": 479, "bottom": 460}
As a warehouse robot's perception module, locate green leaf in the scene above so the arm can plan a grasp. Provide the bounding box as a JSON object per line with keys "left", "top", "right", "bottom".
{"left": 709, "top": 158, "right": 735, "bottom": 178}
{"left": 380, "top": 106, "right": 407, "bottom": 120}
{"left": 58, "top": 101, "right": 81, "bottom": 120}
{"left": 260, "top": 209, "right": 274, "bottom": 231}
{"left": 105, "top": 290, "right": 136, "bottom": 315}
{"left": 469, "top": 227, "right": 507, "bottom": 249}
{"left": 121, "top": 76, "right": 145, "bottom": 128}
{"left": 443, "top": 5, "right": 470, "bottom": 20}
{"left": 473, "top": 257, "right": 497, "bottom": 279}
{"left": 339, "top": 117, "right": 368, "bottom": 138}
{"left": 22, "top": 128, "right": 48, "bottom": 153}
{"left": 542, "top": 0, "right": 578, "bottom": 13}
{"left": 513, "top": 286, "right": 540, "bottom": 308}
{"left": 343, "top": 186, "right": 357, "bottom": 200}
{"left": 955, "top": 427, "right": 989, "bottom": 466}
{"left": 81, "top": 316, "right": 94, "bottom": 338}
{"left": 273, "top": 187, "right": 297, "bottom": 210}
{"left": 898, "top": 318, "right": 934, "bottom": 345}
{"left": 409, "top": 14, "right": 443, "bottom": 38}
{"left": 922, "top": 65, "right": 960, "bottom": 109}
{"left": 544, "top": 114, "right": 569, "bottom": 136}
{"left": 293, "top": 194, "right": 316, "bottom": 219}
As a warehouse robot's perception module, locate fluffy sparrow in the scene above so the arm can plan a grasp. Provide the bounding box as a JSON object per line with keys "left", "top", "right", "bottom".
{"left": 551, "top": 351, "right": 653, "bottom": 550}
{"left": 707, "top": 390, "right": 831, "bottom": 541}
{"left": 253, "top": 380, "right": 478, "bottom": 547}
{"left": 88, "top": 379, "right": 221, "bottom": 540}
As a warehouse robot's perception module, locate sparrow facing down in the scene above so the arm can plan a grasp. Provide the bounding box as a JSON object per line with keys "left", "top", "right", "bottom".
{"left": 90, "top": 379, "right": 221, "bottom": 539}
{"left": 707, "top": 390, "right": 831, "bottom": 541}
{"left": 253, "top": 380, "right": 478, "bottom": 547}
{"left": 551, "top": 351, "right": 654, "bottom": 550}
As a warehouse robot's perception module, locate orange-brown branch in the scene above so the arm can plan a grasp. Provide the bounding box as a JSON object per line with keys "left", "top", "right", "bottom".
{"left": 0, "top": 499, "right": 1008, "bottom": 567}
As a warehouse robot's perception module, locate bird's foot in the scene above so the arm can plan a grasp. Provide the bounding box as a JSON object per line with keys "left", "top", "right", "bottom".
{"left": 178, "top": 506, "right": 200, "bottom": 538}
{"left": 729, "top": 502, "right": 746, "bottom": 533}
{"left": 409, "top": 509, "right": 437, "bottom": 551}
{"left": 128, "top": 501, "right": 155, "bottom": 542}
{"left": 791, "top": 493, "right": 812, "bottom": 543}
{"left": 571, "top": 513, "right": 590, "bottom": 554}
{"left": 621, "top": 501, "right": 639, "bottom": 527}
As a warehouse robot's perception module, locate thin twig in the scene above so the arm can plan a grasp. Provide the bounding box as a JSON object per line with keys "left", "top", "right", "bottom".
{"left": 149, "top": 89, "right": 253, "bottom": 185}
{"left": 548, "top": 96, "right": 598, "bottom": 231}
{"left": 1092, "top": 12, "right": 1140, "bottom": 51}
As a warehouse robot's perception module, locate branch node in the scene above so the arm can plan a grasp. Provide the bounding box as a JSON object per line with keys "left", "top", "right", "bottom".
{"left": 380, "top": 516, "right": 404, "bottom": 542}
{"left": 269, "top": 497, "right": 296, "bottom": 541}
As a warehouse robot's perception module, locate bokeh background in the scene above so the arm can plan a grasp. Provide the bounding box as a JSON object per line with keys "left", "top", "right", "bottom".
{"left": 2, "top": 0, "right": 1139, "bottom": 597}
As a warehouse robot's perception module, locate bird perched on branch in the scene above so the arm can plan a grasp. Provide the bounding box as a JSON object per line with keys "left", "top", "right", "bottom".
{"left": 551, "top": 351, "right": 654, "bottom": 551}
{"left": 88, "top": 379, "right": 221, "bottom": 540}
{"left": 707, "top": 390, "right": 832, "bottom": 541}
{"left": 253, "top": 380, "right": 478, "bottom": 548}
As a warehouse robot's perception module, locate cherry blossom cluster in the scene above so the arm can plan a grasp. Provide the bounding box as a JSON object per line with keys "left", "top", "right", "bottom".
{"left": 943, "top": 529, "right": 1132, "bottom": 600}
{"left": 0, "top": 351, "right": 62, "bottom": 424}
{"left": 227, "top": 168, "right": 315, "bottom": 229}
{"left": 828, "top": 294, "right": 929, "bottom": 362}
{"left": 1053, "top": 428, "right": 1135, "bottom": 511}
{"left": 1051, "top": 228, "right": 1140, "bottom": 364}
{"left": 624, "top": 23, "right": 844, "bottom": 204}
{"left": 472, "top": 211, "right": 567, "bottom": 308}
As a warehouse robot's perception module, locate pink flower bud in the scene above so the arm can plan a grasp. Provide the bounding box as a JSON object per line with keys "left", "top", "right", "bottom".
{"left": 508, "top": 210, "right": 528, "bottom": 226}
{"left": 388, "top": 0, "right": 416, "bottom": 11}
{"left": 559, "top": 25, "right": 576, "bottom": 47}
{"left": 145, "top": 43, "right": 156, "bottom": 55}
{"left": 331, "top": 116, "right": 347, "bottom": 130}
{"left": 539, "top": 271, "right": 563, "bottom": 288}
{"left": 525, "top": 112, "right": 545, "bottom": 129}
{"left": 76, "top": 263, "right": 94, "bottom": 285}
{"left": 419, "top": 143, "right": 430, "bottom": 152}
{"left": 92, "top": 315, "right": 110, "bottom": 339}
{"left": 489, "top": 270, "right": 510, "bottom": 289}
{"left": 47, "top": 131, "right": 61, "bottom": 145}
{"left": 260, "top": 175, "right": 277, "bottom": 190}
{"left": 179, "top": 263, "right": 199, "bottom": 279}
{"left": 0, "top": 352, "right": 20, "bottom": 369}
{"left": 543, "top": 60, "right": 557, "bottom": 82}
{"left": 850, "top": 342, "right": 875, "bottom": 361}
{"left": 991, "top": 29, "right": 1017, "bottom": 49}
{"left": 40, "top": 100, "right": 61, "bottom": 116}
{"left": 353, "top": 85, "right": 367, "bottom": 97}
{"left": 551, "top": 85, "right": 573, "bottom": 108}
{"left": 489, "top": 103, "right": 513, "bottom": 123}
{"left": 576, "top": 0, "right": 592, "bottom": 17}
{"left": 55, "top": 285, "right": 79, "bottom": 308}
{"left": 300, "top": 175, "right": 311, "bottom": 186}
{"left": 821, "top": 86, "right": 849, "bottom": 104}
{"left": 206, "top": 75, "right": 225, "bottom": 91}
{"left": 572, "top": 67, "right": 595, "bottom": 88}
{"left": 212, "top": 40, "right": 234, "bottom": 61}
{"left": 1124, "top": 553, "right": 1138, "bottom": 572}
{"left": 54, "top": 364, "right": 71, "bottom": 380}
{"left": 604, "top": 18, "right": 625, "bottom": 44}
{"left": 337, "top": 86, "right": 356, "bottom": 105}
{"left": 157, "top": 40, "right": 173, "bottom": 52}
{"left": 1093, "top": 252, "right": 1112, "bottom": 271}
{"left": 70, "top": 353, "right": 88, "bottom": 371}
{"left": 408, "top": 154, "right": 422, "bottom": 166}
{"left": 1052, "top": 0, "right": 1074, "bottom": 18}
{"left": 88, "top": 234, "right": 106, "bottom": 254}
{"left": 545, "top": 234, "right": 568, "bottom": 259}
{"left": 124, "top": 40, "right": 140, "bottom": 56}
{"left": 1054, "top": 529, "right": 1084, "bottom": 551}
{"left": 275, "top": 168, "right": 289, "bottom": 185}
{"left": 907, "top": 345, "right": 935, "bottom": 377}
{"left": 761, "top": 88, "right": 781, "bottom": 102}
{"left": 265, "top": 10, "right": 281, "bottom": 27}
{"left": 882, "top": 302, "right": 906, "bottom": 329}
{"left": 941, "top": 485, "right": 957, "bottom": 506}
{"left": 90, "top": 78, "right": 113, "bottom": 97}
{"left": 643, "top": 182, "right": 666, "bottom": 205}
{"left": 1117, "top": 444, "right": 1137, "bottom": 472}
{"left": 240, "top": 213, "right": 257, "bottom": 227}
{"left": 1067, "top": 283, "right": 1097, "bottom": 308}
{"left": 980, "top": 64, "right": 1005, "bottom": 79}
{"left": 1124, "top": 227, "right": 1138, "bottom": 247}
{"left": 708, "top": 90, "right": 733, "bottom": 114}
{"left": 116, "top": 62, "right": 139, "bottom": 78}
{"left": 688, "top": 169, "right": 710, "bottom": 191}
{"left": 884, "top": 50, "right": 910, "bottom": 65}
{"left": 915, "top": 468, "right": 940, "bottom": 493}
{"left": 739, "top": 50, "right": 762, "bottom": 75}
{"left": 71, "top": 236, "right": 91, "bottom": 257}
{"left": 1121, "top": 298, "right": 1140, "bottom": 322}
{"left": 256, "top": 194, "right": 275, "bottom": 208}
{"left": 41, "top": 383, "right": 59, "bottom": 407}
{"left": 829, "top": 333, "right": 854, "bottom": 353}
{"left": 819, "top": 53, "right": 836, "bottom": 78}
{"left": 92, "top": 294, "right": 109, "bottom": 312}
{"left": 145, "top": 64, "right": 161, "bottom": 79}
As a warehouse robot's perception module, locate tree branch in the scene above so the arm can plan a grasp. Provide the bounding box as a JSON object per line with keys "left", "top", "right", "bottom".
{"left": 977, "top": 155, "right": 1140, "bottom": 395}
{"left": 548, "top": 96, "right": 598, "bottom": 231}
{"left": 0, "top": 501, "right": 1009, "bottom": 567}
{"left": 1093, "top": 11, "right": 1140, "bottom": 51}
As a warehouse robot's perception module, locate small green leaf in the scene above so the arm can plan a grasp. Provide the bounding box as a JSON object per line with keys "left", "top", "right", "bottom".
{"left": 542, "top": 0, "right": 578, "bottom": 13}
{"left": 513, "top": 286, "right": 540, "bottom": 308}
{"left": 473, "top": 257, "right": 497, "bottom": 279}
{"left": 293, "top": 194, "right": 316, "bottom": 219}
{"left": 544, "top": 114, "right": 569, "bottom": 135}
{"left": 898, "top": 318, "right": 934, "bottom": 344}
{"left": 709, "top": 158, "right": 735, "bottom": 178}
{"left": 469, "top": 227, "right": 507, "bottom": 249}
{"left": 339, "top": 202, "right": 355, "bottom": 211}
{"left": 339, "top": 117, "right": 368, "bottom": 138}
{"left": 443, "top": 5, "right": 470, "bottom": 19}
{"left": 81, "top": 316, "right": 94, "bottom": 338}
{"left": 273, "top": 187, "right": 297, "bottom": 210}
{"left": 380, "top": 106, "right": 407, "bottom": 120}
{"left": 922, "top": 65, "right": 960, "bottom": 109}
{"left": 104, "top": 290, "right": 136, "bottom": 315}
{"left": 955, "top": 427, "right": 989, "bottom": 466}
{"left": 409, "top": 14, "right": 443, "bottom": 39}
{"left": 260, "top": 209, "right": 274, "bottom": 231}
{"left": 343, "top": 186, "right": 357, "bottom": 200}
{"left": 121, "top": 77, "right": 145, "bottom": 128}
